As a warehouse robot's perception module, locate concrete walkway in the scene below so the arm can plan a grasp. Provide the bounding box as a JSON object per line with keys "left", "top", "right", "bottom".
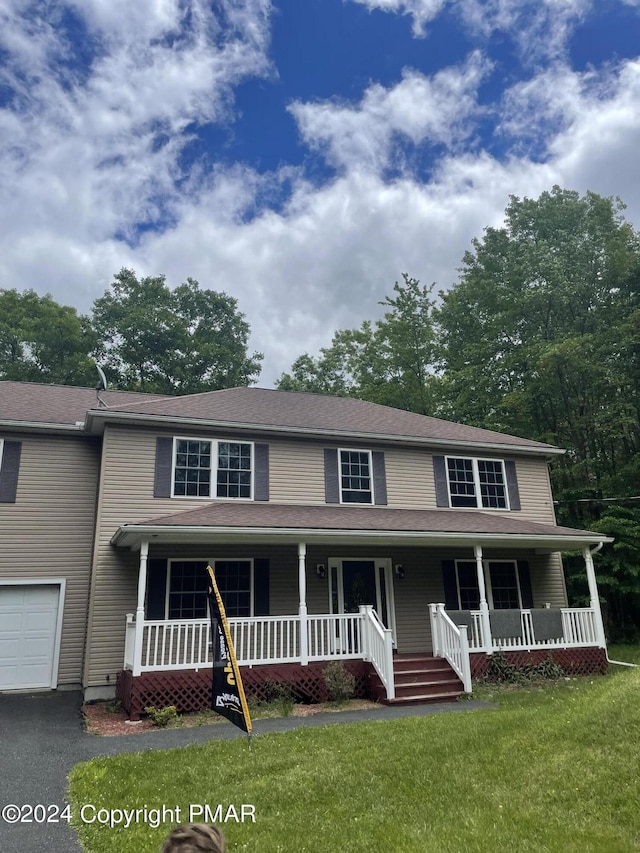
{"left": 0, "top": 690, "right": 490, "bottom": 853}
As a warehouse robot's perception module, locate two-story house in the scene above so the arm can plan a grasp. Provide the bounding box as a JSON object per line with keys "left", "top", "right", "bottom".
{"left": 0, "top": 381, "right": 610, "bottom": 718}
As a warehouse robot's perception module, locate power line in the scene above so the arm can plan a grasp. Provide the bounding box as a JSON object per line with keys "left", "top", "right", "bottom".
{"left": 554, "top": 496, "right": 640, "bottom": 504}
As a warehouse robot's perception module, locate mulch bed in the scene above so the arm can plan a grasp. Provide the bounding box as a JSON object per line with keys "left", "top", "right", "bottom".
{"left": 83, "top": 699, "right": 379, "bottom": 736}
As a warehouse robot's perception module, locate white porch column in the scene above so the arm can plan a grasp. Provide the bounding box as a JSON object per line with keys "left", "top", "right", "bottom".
{"left": 474, "top": 544, "right": 492, "bottom": 653}
{"left": 584, "top": 545, "right": 607, "bottom": 648}
{"left": 132, "top": 541, "right": 149, "bottom": 676}
{"left": 298, "top": 542, "right": 308, "bottom": 665}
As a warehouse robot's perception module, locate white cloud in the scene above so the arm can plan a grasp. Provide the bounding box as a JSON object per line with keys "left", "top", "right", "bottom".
{"left": 1, "top": 1, "right": 640, "bottom": 387}
{"left": 0, "top": 0, "right": 273, "bottom": 257}
{"left": 350, "top": 0, "right": 447, "bottom": 36}
{"left": 350, "top": 0, "right": 593, "bottom": 60}
{"left": 288, "top": 52, "right": 490, "bottom": 173}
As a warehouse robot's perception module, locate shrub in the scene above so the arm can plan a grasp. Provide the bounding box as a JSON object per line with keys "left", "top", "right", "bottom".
{"left": 144, "top": 705, "right": 179, "bottom": 727}
{"left": 323, "top": 661, "right": 356, "bottom": 703}
{"left": 486, "top": 652, "right": 565, "bottom": 684}
{"left": 258, "top": 680, "right": 295, "bottom": 716}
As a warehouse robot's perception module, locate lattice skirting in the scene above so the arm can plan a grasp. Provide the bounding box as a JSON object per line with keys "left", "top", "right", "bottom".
{"left": 469, "top": 646, "right": 608, "bottom": 680}
{"left": 117, "top": 661, "right": 374, "bottom": 721}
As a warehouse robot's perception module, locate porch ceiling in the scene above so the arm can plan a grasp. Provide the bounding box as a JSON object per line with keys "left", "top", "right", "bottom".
{"left": 110, "top": 502, "right": 611, "bottom": 551}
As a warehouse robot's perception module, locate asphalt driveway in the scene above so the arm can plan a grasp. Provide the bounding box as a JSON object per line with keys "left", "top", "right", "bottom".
{"left": 0, "top": 690, "right": 489, "bottom": 853}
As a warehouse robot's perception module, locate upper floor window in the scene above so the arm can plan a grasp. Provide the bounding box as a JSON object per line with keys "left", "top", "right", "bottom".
{"left": 173, "top": 438, "right": 253, "bottom": 499}
{"left": 339, "top": 449, "right": 373, "bottom": 504}
{"left": 446, "top": 457, "right": 509, "bottom": 510}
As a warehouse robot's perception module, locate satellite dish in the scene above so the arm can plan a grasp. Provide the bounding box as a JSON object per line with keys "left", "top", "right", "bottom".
{"left": 96, "top": 364, "right": 108, "bottom": 391}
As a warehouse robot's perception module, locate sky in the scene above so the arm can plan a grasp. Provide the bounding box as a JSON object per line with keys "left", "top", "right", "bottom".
{"left": 2, "top": 0, "right": 640, "bottom": 386}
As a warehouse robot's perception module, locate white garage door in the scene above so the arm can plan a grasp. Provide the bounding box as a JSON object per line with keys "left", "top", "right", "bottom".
{"left": 0, "top": 584, "right": 61, "bottom": 690}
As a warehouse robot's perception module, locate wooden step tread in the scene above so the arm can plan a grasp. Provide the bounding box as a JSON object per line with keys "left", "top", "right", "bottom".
{"left": 382, "top": 690, "right": 463, "bottom": 706}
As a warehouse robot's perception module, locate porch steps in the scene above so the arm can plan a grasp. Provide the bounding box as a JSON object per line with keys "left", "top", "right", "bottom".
{"left": 372, "top": 655, "right": 465, "bottom": 706}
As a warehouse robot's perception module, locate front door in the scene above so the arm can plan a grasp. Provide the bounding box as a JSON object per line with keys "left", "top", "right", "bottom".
{"left": 329, "top": 558, "right": 396, "bottom": 645}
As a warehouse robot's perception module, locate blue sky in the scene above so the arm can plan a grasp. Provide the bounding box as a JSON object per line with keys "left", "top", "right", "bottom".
{"left": 2, "top": 0, "right": 640, "bottom": 384}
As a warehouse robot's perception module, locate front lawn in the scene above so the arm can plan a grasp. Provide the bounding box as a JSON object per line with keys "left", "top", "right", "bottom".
{"left": 69, "top": 660, "right": 640, "bottom": 853}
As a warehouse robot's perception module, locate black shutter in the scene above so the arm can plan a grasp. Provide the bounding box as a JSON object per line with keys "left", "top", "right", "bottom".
{"left": 371, "top": 451, "right": 387, "bottom": 505}
{"left": 0, "top": 440, "right": 22, "bottom": 503}
{"left": 442, "top": 560, "right": 459, "bottom": 610}
{"left": 154, "top": 437, "right": 173, "bottom": 498}
{"left": 324, "top": 448, "right": 340, "bottom": 504}
{"left": 433, "top": 455, "right": 449, "bottom": 507}
{"left": 254, "top": 444, "right": 269, "bottom": 501}
{"left": 146, "top": 559, "right": 168, "bottom": 619}
{"left": 505, "top": 460, "right": 521, "bottom": 510}
{"left": 517, "top": 560, "right": 533, "bottom": 609}
{"left": 254, "top": 558, "right": 270, "bottom": 616}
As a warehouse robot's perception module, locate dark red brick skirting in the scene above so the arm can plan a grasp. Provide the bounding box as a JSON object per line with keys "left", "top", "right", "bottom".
{"left": 469, "top": 646, "right": 608, "bottom": 679}
{"left": 117, "top": 661, "right": 373, "bottom": 720}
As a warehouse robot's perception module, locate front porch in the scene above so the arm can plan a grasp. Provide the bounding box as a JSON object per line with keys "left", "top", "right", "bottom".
{"left": 120, "top": 601, "right": 607, "bottom": 719}
{"left": 112, "top": 507, "right": 611, "bottom": 717}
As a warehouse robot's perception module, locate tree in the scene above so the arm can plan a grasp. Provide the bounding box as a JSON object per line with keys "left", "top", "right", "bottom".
{"left": 90, "top": 269, "right": 262, "bottom": 393}
{"left": 0, "top": 289, "right": 96, "bottom": 385}
{"left": 435, "top": 187, "right": 640, "bottom": 637}
{"left": 562, "top": 505, "right": 640, "bottom": 643}
{"left": 435, "top": 187, "right": 640, "bottom": 499}
{"left": 277, "top": 274, "right": 439, "bottom": 413}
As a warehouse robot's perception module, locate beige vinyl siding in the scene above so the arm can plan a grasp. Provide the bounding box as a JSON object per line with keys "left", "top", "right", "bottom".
{"left": 271, "top": 438, "right": 557, "bottom": 522}
{"left": 0, "top": 433, "right": 100, "bottom": 684}
{"left": 269, "top": 440, "right": 325, "bottom": 504}
{"left": 85, "top": 425, "right": 567, "bottom": 684}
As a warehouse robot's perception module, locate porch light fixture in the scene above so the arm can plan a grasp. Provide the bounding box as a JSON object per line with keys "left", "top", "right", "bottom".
{"left": 316, "top": 563, "right": 326, "bottom": 579}
{"left": 394, "top": 564, "right": 405, "bottom": 579}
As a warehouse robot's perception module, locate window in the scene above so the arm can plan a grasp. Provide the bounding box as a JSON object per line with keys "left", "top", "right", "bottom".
{"left": 446, "top": 457, "right": 509, "bottom": 510}
{"left": 168, "top": 560, "right": 209, "bottom": 619}
{"left": 455, "top": 561, "right": 481, "bottom": 610}
{"left": 172, "top": 438, "right": 253, "bottom": 499}
{"left": 217, "top": 442, "right": 252, "bottom": 499}
{"left": 453, "top": 560, "right": 522, "bottom": 610}
{"left": 166, "top": 559, "right": 253, "bottom": 619}
{"left": 214, "top": 560, "right": 252, "bottom": 617}
{"left": 339, "top": 449, "right": 373, "bottom": 504}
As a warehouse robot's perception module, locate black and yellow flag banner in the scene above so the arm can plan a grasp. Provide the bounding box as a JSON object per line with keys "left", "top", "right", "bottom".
{"left": 206, "top": 565, "right": 252, "bottom": 736}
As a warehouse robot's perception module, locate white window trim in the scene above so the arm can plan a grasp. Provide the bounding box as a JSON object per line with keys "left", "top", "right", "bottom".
{"left": 0, "top": 438, "right": 4, "bottom": 472}
{"left": 454, "top": 559, "right": 522, "bottom": 609}
{"left": 165, "top": 558, "right": 255, "bottom": 619}
{"left": 338, "top": 448, "right": 374, "bottom": 505}
{"left": 171, "top": 437, "right": 255, "bottom": 501}
{"left": 445, "top": 456, "right": 510, "bottom": 511}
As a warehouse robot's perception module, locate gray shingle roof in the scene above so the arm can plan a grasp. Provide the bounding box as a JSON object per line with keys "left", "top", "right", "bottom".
{"left": 98, "top": 385, "right": 558, "bottom": 452}
{"left": 127, "top": 501, "right": 596, "bottom": 539}
{"left": 0, "top": 381, "right": 169, "bottom": 426}
{"left": 1, "top": 381, "right": 558, "bottom": 452}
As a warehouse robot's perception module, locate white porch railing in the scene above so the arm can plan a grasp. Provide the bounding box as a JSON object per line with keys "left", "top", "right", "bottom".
{"left": 136, "top": 615, "right": 302, "bottom": 672}
{"left": 429, "top": 604, "right": 472, "bottom": 693}
{"left": 125, "top": 610, "right": 396, "bottom": 699}
{"left": 359, "top": 605, "right": 395, "bottom": 701}
{"left": 464, "top": 607, "right": 600, "bottom": 651}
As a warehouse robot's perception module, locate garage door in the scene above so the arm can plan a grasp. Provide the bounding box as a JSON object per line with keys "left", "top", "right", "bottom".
{"left": 0, "top": 584, "right": 61, "bottom": 690}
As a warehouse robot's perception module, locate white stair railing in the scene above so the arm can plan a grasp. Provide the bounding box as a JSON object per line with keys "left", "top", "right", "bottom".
{"left": 429, "top": 603, "right": 472, "bottom": 693}
{"left": 359, "top": 605, "right": 395, "bottom": 701}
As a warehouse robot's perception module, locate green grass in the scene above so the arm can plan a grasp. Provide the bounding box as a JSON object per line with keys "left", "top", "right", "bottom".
{"left": 69, "top": 661, "right": 640, "bottom": 853}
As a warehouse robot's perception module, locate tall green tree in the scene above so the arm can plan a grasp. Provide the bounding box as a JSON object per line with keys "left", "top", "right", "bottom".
{"left": 90, "top": 269, "right": 262, "bottom": 393}
{"left": 277, "top": 274, "right": 438, "bottom": 413}
{"left": 0, "top": 289, "right": 96, "bottom": 385}
{"left": 435, "top": 187, "right": 640, "bottom": 500}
